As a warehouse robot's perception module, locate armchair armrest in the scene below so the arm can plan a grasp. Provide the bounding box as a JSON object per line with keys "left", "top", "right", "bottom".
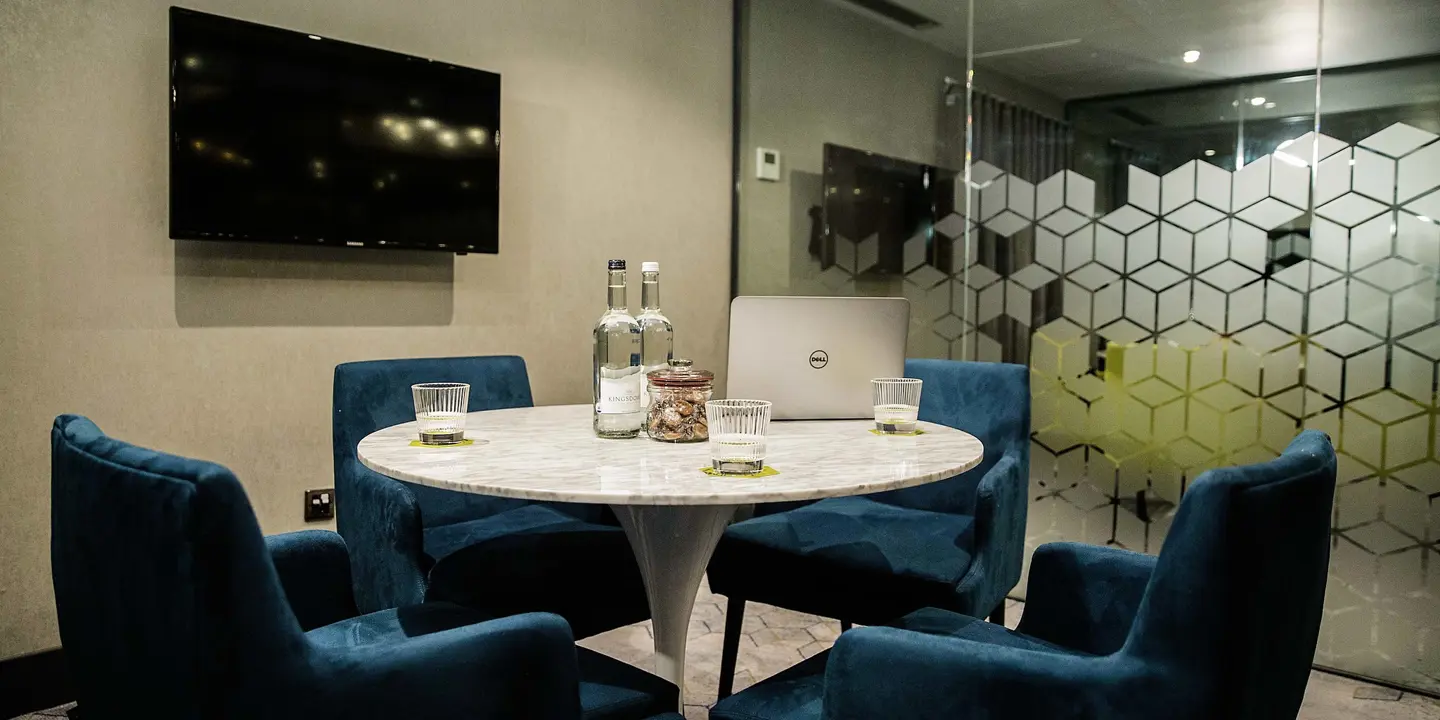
{"left": 822, "top": 625, "right": 1155, "bottom": 720}
{"left": 953, "top": 451, "right": 1025, "bottom": 616}
{"left": 324, "top": 612, "right": 583, "bottom": 720}
{"left": 266, "top": 530, "right": 360, "bottom": 631}
{"left": 336, "top": 463, "right": 429, "bottom": 613}
{"left": 1016, "top": 541, "right": 1156, "bottom": 656}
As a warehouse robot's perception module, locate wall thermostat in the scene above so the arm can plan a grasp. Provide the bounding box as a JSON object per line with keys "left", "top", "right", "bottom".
{"left": 756, "top": 147, "right": 781, "bottom": 182}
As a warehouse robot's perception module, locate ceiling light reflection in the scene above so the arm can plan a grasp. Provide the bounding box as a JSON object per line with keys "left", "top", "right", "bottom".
{"left": 437, "top": 129, "right": 459, "bottom": 148}
{"left": 466, "top": 127, "right": 488, "bottom": 145}
{"left": 1182, "top": 50, "right": 1200, "bottom": 63}
{"left": 1250, "top": 97, "right": 1266, "bottom": 106}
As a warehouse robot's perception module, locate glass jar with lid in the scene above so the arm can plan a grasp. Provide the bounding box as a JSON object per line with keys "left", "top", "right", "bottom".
{"left": 645, "top": 359, "right": 714, "bottom": 442}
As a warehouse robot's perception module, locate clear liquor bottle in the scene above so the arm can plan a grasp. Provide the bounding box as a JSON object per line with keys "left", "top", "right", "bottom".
{"left": 636, "top": 261, "right": 674, "bottom": 416}
{"left": 593, "top": 259, "right": 643, "bottom": 438}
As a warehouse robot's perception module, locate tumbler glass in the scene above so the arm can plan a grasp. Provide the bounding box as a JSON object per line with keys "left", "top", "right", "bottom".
{"left": 872, "top": 378, "right": 922, "bottom": 434}
{"left": 412, "top": 382, "right": 470, "bottom": 444}
{"left": 706, "top": 399, "right": 772, "bottom": 474}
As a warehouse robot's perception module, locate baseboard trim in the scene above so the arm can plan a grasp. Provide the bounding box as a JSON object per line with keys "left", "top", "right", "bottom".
{"left": 1312, "top": 663, "right": 1440, "bottom": 701}
{"left": 0, "top": 646, "right": 72, "bottom": 718}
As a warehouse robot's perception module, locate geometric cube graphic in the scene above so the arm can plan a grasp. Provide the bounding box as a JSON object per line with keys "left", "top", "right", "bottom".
{"left": 904, "top": 122, "right": 1440, "bottom": 695}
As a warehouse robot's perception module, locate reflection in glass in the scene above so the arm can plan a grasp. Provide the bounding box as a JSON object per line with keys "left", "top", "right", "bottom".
{"left": 733, "top": 0, "right": 1440, "bottom": 695}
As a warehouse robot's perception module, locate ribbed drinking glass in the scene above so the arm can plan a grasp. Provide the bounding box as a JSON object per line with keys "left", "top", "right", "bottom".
{"left": 872, "top": 378, "right": 922, "bottom": 434}
{"left": 706, "top": 399, "right": 772, "bottom": 474}
{"left": 412, "top": 382, "right": 470, "bottom": 445}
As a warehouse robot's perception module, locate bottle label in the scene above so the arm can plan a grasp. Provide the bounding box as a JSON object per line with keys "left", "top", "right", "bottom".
{"left": 598, "top": 375, "right": 642, "bottom": 414}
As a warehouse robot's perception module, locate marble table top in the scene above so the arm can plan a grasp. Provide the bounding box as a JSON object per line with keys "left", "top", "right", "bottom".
{"left": 358, "top": 404, "right": 984, "bottom": 506}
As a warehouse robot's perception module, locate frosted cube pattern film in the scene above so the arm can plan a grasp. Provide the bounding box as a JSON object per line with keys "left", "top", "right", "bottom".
{"left": 877, "top": 123, "right": 1437, "bottom": 693}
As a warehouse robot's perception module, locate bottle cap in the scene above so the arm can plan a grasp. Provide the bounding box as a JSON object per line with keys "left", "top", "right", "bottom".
{"left": 608, "top": 259, "right": 626, "bottom": 270}
{"left": 642, "top": 261, "right": 660, "bottom": 273}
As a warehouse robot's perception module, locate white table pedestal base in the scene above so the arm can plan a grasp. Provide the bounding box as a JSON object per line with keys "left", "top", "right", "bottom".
{"left": 611, "top": 503, "right": 738, "bottom": 708}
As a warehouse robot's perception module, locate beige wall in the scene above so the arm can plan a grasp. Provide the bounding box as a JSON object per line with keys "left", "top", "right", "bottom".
{"left": 0, "top": 0, "right": 732, "bottom": 659}
{"left": 736, "top": 0, "right": 1061, "bottom": 295}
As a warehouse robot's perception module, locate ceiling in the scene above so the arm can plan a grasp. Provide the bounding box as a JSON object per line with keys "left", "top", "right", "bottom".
{"left": 1070, "top": 63, "right": 1440, "bottom": 130}
{"left": 826, "top": 0, "right": 1440, "bottom": 99}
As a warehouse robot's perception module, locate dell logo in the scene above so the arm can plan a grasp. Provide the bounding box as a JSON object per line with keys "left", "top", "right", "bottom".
{"left": 809, "top": 350, "right": 829, "bottom": 369}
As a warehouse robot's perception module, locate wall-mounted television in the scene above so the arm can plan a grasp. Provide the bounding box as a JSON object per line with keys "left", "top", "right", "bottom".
{"left": 821, "top": 144, "right": 956, "bottom": 276}
{"left": 169, "top": 7, "right": 501, "bottom": 254}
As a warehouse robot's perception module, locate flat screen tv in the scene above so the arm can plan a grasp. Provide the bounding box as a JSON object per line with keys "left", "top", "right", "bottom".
{"left": 169, "top": 7, "right": 501, "bottom": 254}
{"left": 821, "top": 144, "right": 956, "bottom": 276}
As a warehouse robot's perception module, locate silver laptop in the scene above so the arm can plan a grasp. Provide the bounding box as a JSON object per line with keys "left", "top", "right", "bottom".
{"left": 726, "top": 296, "right": 910, "bottom": 420}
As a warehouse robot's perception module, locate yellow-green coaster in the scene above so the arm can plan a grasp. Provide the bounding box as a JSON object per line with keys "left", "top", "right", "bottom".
{"left": 869, "top": 428, "right": 927, "bottom": 437}
{"left": 700, "top": 465, "right": 780, "bottom": 478}
{"left": 409, "top": 439, "right": 476, "bottom": 448}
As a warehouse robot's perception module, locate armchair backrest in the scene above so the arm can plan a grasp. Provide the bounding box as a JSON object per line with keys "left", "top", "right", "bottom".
{"left": 50, "top": 415, "right": 306, "bottom": 717}
{"left": 872, "top": 359, "right": 1030, "bottom": 514}
{"left": 1128, "top": 430, "right": 1336, "bottom": 718}
{"left": 333, "top": 356, "right": 535, "bottom": 529}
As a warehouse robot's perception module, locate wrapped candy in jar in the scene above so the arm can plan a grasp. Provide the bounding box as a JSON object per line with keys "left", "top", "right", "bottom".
{"left": 645, "top": 359, "right": 714, "bottom": 443}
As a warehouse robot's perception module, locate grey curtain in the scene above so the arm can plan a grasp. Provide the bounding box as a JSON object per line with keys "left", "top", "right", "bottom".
{"left": 952, "top": 91, "right": 1071, "bottom": 363}
{"left": 969, "top": 92, "right": 1070, "bottom": 184}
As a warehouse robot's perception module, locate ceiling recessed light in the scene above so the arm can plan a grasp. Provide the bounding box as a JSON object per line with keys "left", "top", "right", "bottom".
{"left": 1250, "top": 97, "right": 1266, "bottom": 106}
{"left": 1182, "top": 50, "right": 1201, "bottom": 63}
{"left": 1264, "top": 102, "right": 1276, "bottom": 109}
{"left": 307, "top": 34, "right": 322, "bottom": 40}
{"left": 1204, "top": 149, "right": 1216, "bottom": 157}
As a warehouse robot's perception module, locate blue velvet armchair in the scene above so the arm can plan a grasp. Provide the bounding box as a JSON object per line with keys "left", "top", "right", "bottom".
{"left": 51, "top": 414, "right": 680, "bottom": 720}
{"left": 708, "top": 430, "right": 1337, "bottom": 720}
{"left": 333, "top": 355, "right": 649, "bottom": 639}
{"left": 707, "top": 359, "right": 1030, "bottom": 698}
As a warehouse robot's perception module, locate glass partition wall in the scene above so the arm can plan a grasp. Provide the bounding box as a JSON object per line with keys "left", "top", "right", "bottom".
{"left": 733, "top": 0, "right": 1440, "bottom": 694}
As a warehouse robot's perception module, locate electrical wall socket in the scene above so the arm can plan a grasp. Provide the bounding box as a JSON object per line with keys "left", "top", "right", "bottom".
{"left": 304, "top": 488, "right": 335, "bottom": 521}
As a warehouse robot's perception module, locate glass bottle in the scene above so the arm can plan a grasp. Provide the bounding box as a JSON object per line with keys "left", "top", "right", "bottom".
{"left": 636, "top": 261, "right": 674, "bottom": 418}
{"left": 593, "top": 259, "right": 643, "bottom": 438}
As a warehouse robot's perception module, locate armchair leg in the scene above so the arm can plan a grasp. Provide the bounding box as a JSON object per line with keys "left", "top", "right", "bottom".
{"left": 840, "top": 620, "right": 852, "bottom": 633}
{"left": 718, "top": 595, "right": 746, "bottom": 700}
{"left": 988, "top": 602, "right": 1006, "bottom": 626}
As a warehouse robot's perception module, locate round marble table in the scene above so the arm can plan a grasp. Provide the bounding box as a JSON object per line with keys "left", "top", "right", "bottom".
{"left": 358, "top": 404, "right": 983, "bottom": 705}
